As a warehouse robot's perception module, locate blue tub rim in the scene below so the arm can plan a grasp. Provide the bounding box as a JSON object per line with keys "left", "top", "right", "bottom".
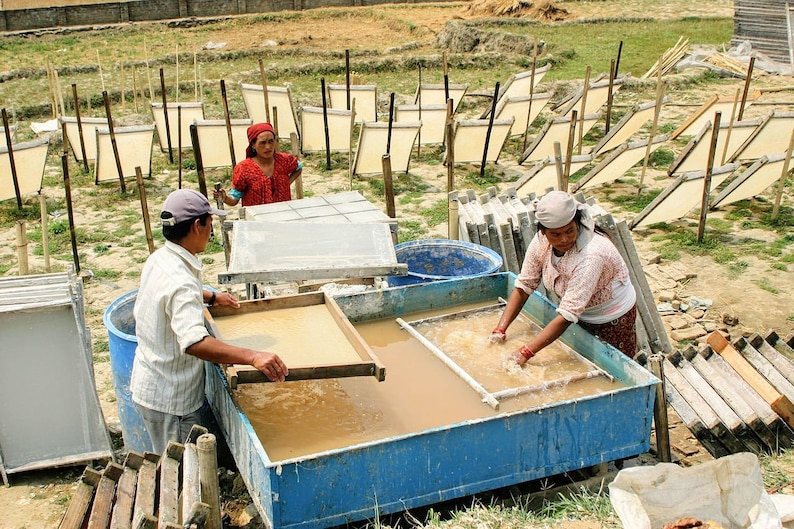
{"left": 394, "top": 238, "right": 503, "bottom": 281}
{"left": 103, "top": 289, "right": 138, "bottom": 342}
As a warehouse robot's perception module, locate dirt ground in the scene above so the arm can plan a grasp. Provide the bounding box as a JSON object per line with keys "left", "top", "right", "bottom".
{"left": 0, "top": 0, "right": 792, "bottom": 528}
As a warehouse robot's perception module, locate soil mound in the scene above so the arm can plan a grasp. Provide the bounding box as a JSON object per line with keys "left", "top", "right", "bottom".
{"left": 463, "top": 0, "right": 569, "bottom": 20}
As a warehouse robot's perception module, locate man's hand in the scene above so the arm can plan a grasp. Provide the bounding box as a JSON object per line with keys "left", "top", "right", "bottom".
{"left": 251, "top": 351, "right": 289, "bottom": 382}
{"left": 212, "top": 291, "right": 240, "bottom": 309}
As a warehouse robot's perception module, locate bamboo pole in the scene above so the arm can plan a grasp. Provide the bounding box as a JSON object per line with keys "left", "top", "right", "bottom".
{"left": 72, "top": 84, "right": 90, "bottom": 174}
{"left": 417, "top": 63, "right": 422, "bottom": 156}
{"left": 577, "top": 66, "right": 591, "bottom": 155}
{"left": 177, "top": 105, "right": 183, "bottom": 187}
{"left": 15, "top": 221, "right": 28, "bottom": 276}
{"left": 132, "top": 65, "right": 139, "bottom": 113}
{"left": 39, "top": 194, "right": 51, "bottom": 272}
{"left": 2, "top": 108, "right": 22, "bottom": 209}
{"left": 46, "top": 58, "right": 58, "bottom": 118}
{"left": 102, "top": 91, "right": 127, "bottom": 193}
{"left": 563, "top": 109, "right": 577, "bottom": 191}
{"left": 258, "top": 58, "right": 271, "bottom": 123}
{"left": 61, "top": 153, "right": 80, "bottom": 273}
{"left": 772, "top": 128, "right": 794, "bottom": 221}
{"left": 443, "top": 51, "right": 449, "bottom": 103}
{"left": 480, "top": 82, "right": 500, "bottom": 178}
{"left": 605, "top": 58, "right": 616, "bottom": 134}
{"left": 194, "top": 52, "right": 198, "bottom": 101}
{"left": 135, "top": 166, "right": 155, "bottom": 254}
{"left": 697, "top": 111, "right": 721, "bottom": 244}
{"left": 290, "top": 132, "right": 303, "bottom": 199}
{"left": 159, "top": 68, "right": 174, "bottom": 163}
{"left": 220, "top": 80, "right": 236, "bottom": 169}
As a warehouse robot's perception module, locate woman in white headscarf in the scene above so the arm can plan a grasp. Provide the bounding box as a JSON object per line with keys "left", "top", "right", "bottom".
{"left": 491, "top": 191, "right": 637, "bottom": 364}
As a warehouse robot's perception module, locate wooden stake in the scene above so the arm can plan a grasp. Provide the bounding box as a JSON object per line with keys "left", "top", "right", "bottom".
{"left": 15, "top": 220, "right": 28, "bottom": 276}
{"left": 175, "top": 43, "right": 180, "bottom": 104}
{"left": 698, "top": 111, "right": 721, "bottom": 244}
{"left": 132, "top": 64, "right": 139, "bottom": 113}
{"left": 71, "top": 84, "right": 90, "bottom": 173}
{"left": 321, "top": 77, "right": 331, "bottom": 169}
{"left": 553, "top": 141, "right": 565, "bottom": 192}
{"left": 772, "top": 128, "right": 794, "bottom": 221}
{"left": 2, "top": 108, "right": 22, "bottom": 209}
{"left": 190, "top": 123, "right": 207, "bottom": 196}
{"left": 345, "top": 49, "right": 351, "bottom": 110}
{"left": 193, "top": 52, "right": 198, "bottom": 100}
{"left": 382, "top": 153, "right": 396, "bottom": 222}
{"left": 61, "top": 153, "right": 81, "bottom": 273}
{"left": 446, "top": 98, "right": 455, "bottom": 194}
{"left": 135, "top": 166, "right": 155, "bottom": 254}
{"left": 348, "top": 99, "right": 356, "bottom": 189}
{"left": 177, "top": 104, "right": 183, "bottom": 188}
{"left": 443, "top": 51, "right": 449, "bottom": 103}
{"left": 448, "top": 191, "right": 459, "bottom": 241}
{"left": 720, "top": 88, "right": 741, "bottom": 165}
{"left": 614, "top": 40, "right": 624, "bottom": 80}
{"left": 577, "top": 66, "right": 591, "bottom": 155}
{"left": 55, "top": 68, "right": 65, "bottom": 118}
{"left": 219, "top": 80, "right": 236, "bottom": 169}
{"left": 648, "top": 354, "right": 671, "bottom": 462}
{"left": 102, "top": 91, "right": 127, "bottom": 193}
{"left": 417, "top": 64, "right": 422, "bottom": 156}
{"left": 96, "top": 49, "right": 105, "bottom": 92}
{"left": 159, "top": 68, "right": 174, "bottom": 163}
{"left": 605, "top": 58, "right": 616, "bottom": 134}
{"left": 638, "top": 70, "right": 667, "bottom": 195}
{"left": 386, "top": 91, "right": 395, "bottom": 156}
{"left": 144, "top": 39, "right": 153, "bottom": 100}
{"left": 46, "top": 58, "right": 57, "bottom": 118}
{"left": 39, "top": 194, "right": 50, "bottom": 272}
{"left": 564, "top": 109, "right": 577, "bottom": 190}
{"left": 522, "top": 37, "right": 539, "bottom": 153}
{"left": 737, "top": 56, "right": 755, "bottom": 121}
{"left": 197, "top": 434, "right": 222, "bottom": 529}
{"left": 480, "top": 81, "right": 499, "bottom": 178}
{"left": 258, "top": 58, "right": 271, "bottom": 123}
{"left": 290, "top": 132, "right": 303, "bottom": 199}
{"left": 120, "top": 61, "right": 125, "bottom": 109}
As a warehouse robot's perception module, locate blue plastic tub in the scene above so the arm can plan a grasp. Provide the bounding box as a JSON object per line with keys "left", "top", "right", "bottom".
{"left": 389, "top": 239, "right": 503, "bottom": 286}
{"left": 103, "top": 290, "right": 153, "bottom": 453}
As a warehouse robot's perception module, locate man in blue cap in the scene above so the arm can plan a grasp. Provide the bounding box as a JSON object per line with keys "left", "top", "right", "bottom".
{"left": 131, "top": 188, "right": 288, "bottom": 454}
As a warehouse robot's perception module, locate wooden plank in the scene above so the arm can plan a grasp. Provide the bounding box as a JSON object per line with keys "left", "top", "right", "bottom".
{"left": 663, "top": 357, "right": 746, "bottom": 454}
{"left": 670, "top": 350, "right": 763, "bottom": 454}
{"left": 87, "top": 462, "right": 123, "bottom": 529}
{"left": 707, "top": 331, "right": 794, "bottom": 431}
{"left": 325, "top": 294, "right": 386, "bottom": 381}
{"left": 701, "top": 344, "right": 794, "bottom": 450}
{"left": 58, "top": 467, "right": 101, "bottom": 529}
{"left": 158, "top": 442, "right": 184, "bottom": 529}
{"left": 751, "top": 333, "right": 794, "bottom": 387}
{"left": 766, "top": 330, "right": 794, "bottom": 362}
{"left": 684, "top": 347, "right": 780, "bottom": 452}
{"left": 197, "top": 434, "right": 222, "bottom": 529}
{"left": 109, "top": 453, "right": 143, "bottom": 529}
{"left": 232, "top": 363, "right": 379, "bottom": 384}
{"left": 132, "top": 454, "right": 159, "bottom": 529}
{"left": 664, "top": 380, "right": 730, "bottom": 458}
{"left": 737, "top": 337, "right": 794, "bottom": 403}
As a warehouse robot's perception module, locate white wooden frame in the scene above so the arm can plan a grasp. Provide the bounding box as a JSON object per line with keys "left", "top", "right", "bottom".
{"left": 574, "top": 135, "right": 669, "bottom": 192}
{"left": 352, "top": 121, "right": 420, "bottom": 176}
{"left": 151, "top": 101, "right": 204, "bottom": 152}
{"left": 94, "top": 125, "right": 155, "bottom": 184}
{"left": 447, "top": 118, "right": 514, "bottom": 165}
{"left": 59, "top": 116, "right": 108, "bottom": 163}
{"left": 191, "top": 118, "right": 252, "bottom": 169}
{"left": 328, "top": 84, "right": 377, "bottom": 124}
{"left": 240, "top": 82, "right": 300, "bottom": 141}
{"left": 0, "top": 137, "right": 49, "bottom": 202}
{"left": 299, "top": 106, "right": 354, "bottom": 153}
{"left": 520, "top": 112, "right": 601, "bottom": 164}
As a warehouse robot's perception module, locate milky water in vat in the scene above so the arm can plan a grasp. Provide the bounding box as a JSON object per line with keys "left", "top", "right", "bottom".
{"left": 235, "top": 301, "right": 624, "bottom": 462}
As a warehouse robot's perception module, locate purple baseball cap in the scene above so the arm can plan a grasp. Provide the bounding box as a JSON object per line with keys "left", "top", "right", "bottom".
{"left": 160, "top": 189, "right": 226, "bottom": 227}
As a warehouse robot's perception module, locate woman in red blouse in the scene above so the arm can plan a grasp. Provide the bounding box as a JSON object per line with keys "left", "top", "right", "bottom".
{"left": 215, "top": 122, "right": 303, "bottom": 207}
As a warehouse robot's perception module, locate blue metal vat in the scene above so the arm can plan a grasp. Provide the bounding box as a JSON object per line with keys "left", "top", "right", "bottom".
{"left": 388, "top": 238, "right": 503, "bottom": 286}
{"left": 206, "top": 273, "right": 658, "bottom": 529}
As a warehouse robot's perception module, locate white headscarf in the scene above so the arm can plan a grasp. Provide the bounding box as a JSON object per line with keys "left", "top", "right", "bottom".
{"left": 535, "top": 191, "right": 595, "bottom": 248}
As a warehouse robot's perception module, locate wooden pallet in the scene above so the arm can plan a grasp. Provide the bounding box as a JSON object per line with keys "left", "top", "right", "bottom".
{"left": 58, "top": 426, "right": 220, "bottom": 529}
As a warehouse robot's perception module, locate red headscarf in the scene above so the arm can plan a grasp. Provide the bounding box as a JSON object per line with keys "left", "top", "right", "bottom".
{"left": 246, "top": 122, "right": 275, "bottom": 158}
